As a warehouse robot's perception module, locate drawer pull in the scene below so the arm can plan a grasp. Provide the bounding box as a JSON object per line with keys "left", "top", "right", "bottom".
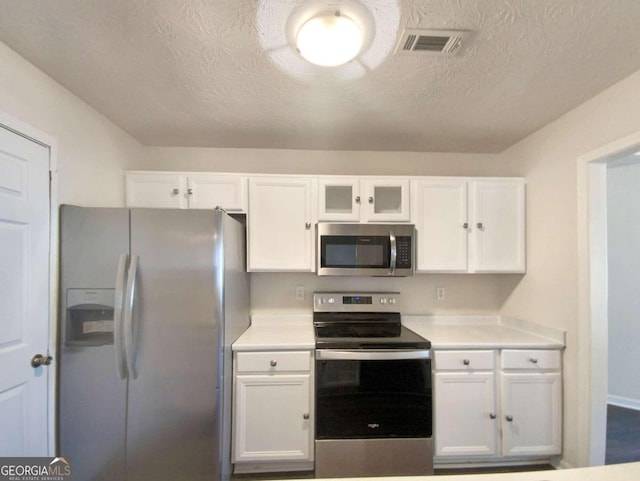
{"left": 463, "top": 359, "right": 470, "bottom": 366}
{"left": 270, "top": 360, "right": 277, "bottom": 367}
{"left": 506, "top": 415, "right": 514, "bottom": 422}
{"left": 489, "top": 413, "right": 497, "bottom": 419}
{"left": 529, "top": 358, "right": 538, "bottom": 364}
{"left": 303, "top": 413, "right": 310, "bottom": 420}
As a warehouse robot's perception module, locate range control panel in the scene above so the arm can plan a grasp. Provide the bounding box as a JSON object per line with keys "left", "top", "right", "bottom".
{"left": 314, "top": 292, "right": 401, "bottom": 313}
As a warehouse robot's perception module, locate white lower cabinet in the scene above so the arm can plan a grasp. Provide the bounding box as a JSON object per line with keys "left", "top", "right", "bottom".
{"left": 232, "top": 350, "right": 314, "bottom": 473}
{"left": 434, "top": 349, "right": 562, "bottom": 465}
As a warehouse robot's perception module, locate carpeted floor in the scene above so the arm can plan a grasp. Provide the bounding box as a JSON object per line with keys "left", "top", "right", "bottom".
{"left": 606, "top": 404, "right": 640, "bottom": 465}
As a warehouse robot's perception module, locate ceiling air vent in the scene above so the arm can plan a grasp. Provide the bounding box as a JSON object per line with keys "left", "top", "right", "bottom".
{"left": 395, "top": 29, "right": 470, "bottom": 56}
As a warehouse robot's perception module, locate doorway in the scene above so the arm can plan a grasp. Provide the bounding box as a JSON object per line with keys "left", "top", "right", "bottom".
{"left": 577, "top": 131, "right": 640, "bottom": 466}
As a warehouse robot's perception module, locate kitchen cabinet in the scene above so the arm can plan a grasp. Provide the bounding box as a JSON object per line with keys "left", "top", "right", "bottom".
{"left": 412, "top": 178, "right": 525, "bottom": 273}
{"left": 125, "top": 171, "right": 248, "bottom": 212}
{"left": 433, "top": 349, "right": 561, "bottom": 463}
{"left": 318, "top": 177, "right": 410, "bottom": 222}
{"left": 247, "top": 177, "right": 316, "bottom": 272}
{"left": 434, "top": 350, "right": 498, "bottom": 457}
{"left": 232, "top": 350, "right": 314, "bottom": 473}
{"left": 500, "top": 350, "right": 562, "bottom": 457}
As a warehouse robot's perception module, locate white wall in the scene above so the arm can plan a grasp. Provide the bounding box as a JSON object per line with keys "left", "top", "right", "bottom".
{"left": 496, "top": 68, "right": 640, "bottom": 467}
{"left": 607, "top": 160, "right": 640, "bottom": 408}
{"left": 0, "top": 42, "right": 143, "bottom": 206}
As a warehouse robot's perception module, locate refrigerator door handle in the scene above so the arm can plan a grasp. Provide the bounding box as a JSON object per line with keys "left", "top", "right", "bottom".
{"left": 123, "top": 255, "right": 139, "bottom": 379}
{"left": 114, "top": 253, "right": 129, "bottom": 380}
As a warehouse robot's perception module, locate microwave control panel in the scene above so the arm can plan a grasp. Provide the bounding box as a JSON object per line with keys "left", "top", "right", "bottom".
{"left": 396, "top": 236, "right": 412, "bottom": 268}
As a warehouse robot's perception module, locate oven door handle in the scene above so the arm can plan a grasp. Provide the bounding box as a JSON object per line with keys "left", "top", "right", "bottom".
{"left": 317, "top": 349, "right": 430, "bottom": 361}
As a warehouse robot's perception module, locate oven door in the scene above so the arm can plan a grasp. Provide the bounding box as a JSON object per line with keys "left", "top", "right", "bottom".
{"left": 315, "top": 350, "right": 432, "bottom": 440}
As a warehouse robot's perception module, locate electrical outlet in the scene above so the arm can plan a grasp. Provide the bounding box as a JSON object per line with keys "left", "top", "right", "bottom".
{"left": 436, "top": 287, "right": 445, "bottom": 301}
{"left": 295, "top": 285, "right": 305, "bottom": 301}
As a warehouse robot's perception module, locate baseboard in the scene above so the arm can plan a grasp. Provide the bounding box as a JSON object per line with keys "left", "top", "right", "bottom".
{"left": 608, "top": 395, "right": 640, "bottom": 411}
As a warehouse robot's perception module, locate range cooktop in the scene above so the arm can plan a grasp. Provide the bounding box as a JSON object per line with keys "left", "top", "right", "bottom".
{"left": 313, "top": 292, "right": 431, "bottom": 350}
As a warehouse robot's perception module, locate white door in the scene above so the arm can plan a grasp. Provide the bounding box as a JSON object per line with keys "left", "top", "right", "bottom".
{"left": 0, "top": 125, "right": 50, "bottom": 456}
{"left": 412, "top": 178, "right": 469, "bottom": 272}
{"left": 247, "top": 177, "right": 315, "bottom": 271}
{"left": 361, "top": 178, "right": 410, "bottom": 222}
{"left": 125, "top": 172, "right": 187, "bottom": 209}
{"left": 501, "top": 372, "right": 562, "bottom": 457}
{"left": 434, "top": 371, "right": 498, "bottom": 457}
{"left": 233, "top": 374, "right": 312, "bottom": 462}
{"left": 469, "top": 179, "right": 526, "bottom": 273}
{"left": 317, "top": 177, "right": 361, "bottom": 222}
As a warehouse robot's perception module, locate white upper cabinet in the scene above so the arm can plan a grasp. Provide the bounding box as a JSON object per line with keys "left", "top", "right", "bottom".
{"left": 412, "top": 177, "right": 525, "bottom": 273}
{"left": 248, "top": 177, "right": 316, "bottom": 272}
{"left": 412, "top": 178, "right": 469, "bottom": 272}
{"left": 125, "top": 172, "right": 188, "bottom": 209}
{"left": 126, "top": 171, "right": 248, "bottom": 212}
{"left": 469, "top": 179, "right": 526, "bottom": 273}
{"left": 318, "top": 178, "right": 410, "bottom": 222}
{"left": 186, "top": 174, "right": 248, "bottom": 211}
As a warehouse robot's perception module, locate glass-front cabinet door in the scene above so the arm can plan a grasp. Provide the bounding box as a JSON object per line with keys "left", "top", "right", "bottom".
{"left": 318, "top": 178, "right": 361, "bottom": 221}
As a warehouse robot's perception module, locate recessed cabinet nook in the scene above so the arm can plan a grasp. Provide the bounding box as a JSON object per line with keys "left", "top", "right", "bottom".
{"left": 125, "top": 171, "right": 526, "bottom": 274}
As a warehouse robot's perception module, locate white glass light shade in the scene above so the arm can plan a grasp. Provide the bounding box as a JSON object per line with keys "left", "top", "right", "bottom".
{"left": 296, "top": 12, "right": 363, "bottom": 67}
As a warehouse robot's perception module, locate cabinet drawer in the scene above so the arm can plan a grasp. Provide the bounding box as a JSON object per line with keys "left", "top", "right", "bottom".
{"left": 501, "top": 349, "right": 561, "bottom": 370}
{"left": 236, "top": 351, "right": 311, "bottom": 373}
{"left": 434, "top": 350, "right": 495, "bottom": 371}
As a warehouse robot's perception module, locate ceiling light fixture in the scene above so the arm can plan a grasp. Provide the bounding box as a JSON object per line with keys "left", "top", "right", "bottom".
{"left": 296, "top": 10, "right": 363, "bottom": 67}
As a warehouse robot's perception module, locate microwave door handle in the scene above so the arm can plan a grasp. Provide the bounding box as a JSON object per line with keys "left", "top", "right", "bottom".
{"left": 389, "top": 230, "right": 397, "bottom": 275}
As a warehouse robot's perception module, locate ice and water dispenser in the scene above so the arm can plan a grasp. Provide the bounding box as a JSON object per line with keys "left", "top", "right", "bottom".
{"left": 65, "top": 289, "right": 115, "bottom": 346}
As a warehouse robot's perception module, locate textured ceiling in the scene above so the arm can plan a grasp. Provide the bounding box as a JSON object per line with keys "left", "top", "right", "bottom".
{"left": 1, "top": 0, "right": 640, "bottom": 153}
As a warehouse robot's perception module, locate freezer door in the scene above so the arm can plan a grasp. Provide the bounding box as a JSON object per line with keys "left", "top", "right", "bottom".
{"left": 219, "top": 213, "right": 250, "bottom": 480}
{"left": 58, "top": 205, "right": 129, "bottom": 481}
{"left": 126, "top": 209, "right": 224, "bottom": 481}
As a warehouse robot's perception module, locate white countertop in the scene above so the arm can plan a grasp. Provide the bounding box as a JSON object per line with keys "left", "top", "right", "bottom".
{"left": 233, "top": 314, "right": 315, "bottom": 351}
{"left": 233, "top": 314, "right": 565, "bottom": 351}
{"left": 306, "top": 462, "right": 640, "bottom": 481}
{"left": 403, "top": 316, "right": 565, "bottom": 350}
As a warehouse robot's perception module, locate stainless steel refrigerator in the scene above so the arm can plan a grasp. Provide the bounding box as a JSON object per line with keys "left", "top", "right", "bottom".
{"left": 57, "top": 205, "right": 249, "bottom": 481}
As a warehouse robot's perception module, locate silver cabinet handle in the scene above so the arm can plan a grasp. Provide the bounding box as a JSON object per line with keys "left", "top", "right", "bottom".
{"left": 477, "top": 222, "right": 484, "bottom": 229}
{"left": 355, "top": 196, "right": 361, "bottom": 203}
{"left": 368, "top": 196, "right": 374, "bottom": 204}
{"left": 303, "top": 413, "right": 310, "bottom": 420}
{"left": 114, "top": 253, "right": 129, "bottom": 380}
{"left": 305, "top": 222, "right": 311, "bottom": 229}
{"left": 172, "top": 188, "right": 179, "bottom": 195}
{"left": 187, "top": 188, "right": 193, "bottom": 195}
{"left": 506, "top": 415, "right": 514, "bottom": 422}
{"left": 489, "top": 413, "right": 497, "bottom": 419}
{"left": 463, "top": 222, "right": 469, "bottom": 229}
{"left": 31, "top": 354, "right": 53, "bottom": 368}
{"left": 270, "top": 360, "right": 277, "bottom": 367}
{"left": 123, "top": 255, "right": 139, "bottom": 379}
{"left": 463, "top": 359, "right": 470, "bottom": 365}
{"left": 530, "top": 358, "right": 538, "bottom": 364}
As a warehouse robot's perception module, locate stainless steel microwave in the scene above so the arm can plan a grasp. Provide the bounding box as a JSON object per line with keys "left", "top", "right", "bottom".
{"left": 317, "top": 223, "right": 415, "bottom": 276}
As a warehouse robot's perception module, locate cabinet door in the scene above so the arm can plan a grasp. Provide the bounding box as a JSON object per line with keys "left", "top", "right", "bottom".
{"left": 434, "top": 371, "right": 498, "bottom": 457}
{"left": 187, "top": 174, "right": 247, "bottom": 212}
{"left": 125, "top": 172, "right": 187, "bottom": 209}
{"left": 501, "top": 372, "right": 562, "bottom": 457}
{"left": 469, "top": 179, "right": 526, "bottom": 273}
{"left": 412, "top": 179, "right": 469, "bottom": 272}
{"left": 317, "top": 178, "right": 361, "bottom": 221}
{"left": 233, "top": 374, "right": 313, "bottom": 463}
{"left": 361, "top": 179, "right": 410, "bottom": 222}
{"left": 248, "top": 177, "right": 315, "bottom": 271}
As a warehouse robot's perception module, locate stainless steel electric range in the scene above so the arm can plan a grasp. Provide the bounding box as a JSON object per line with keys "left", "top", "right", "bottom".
{"left": 313, "top": 292, "right": 433, "bottom": 478}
